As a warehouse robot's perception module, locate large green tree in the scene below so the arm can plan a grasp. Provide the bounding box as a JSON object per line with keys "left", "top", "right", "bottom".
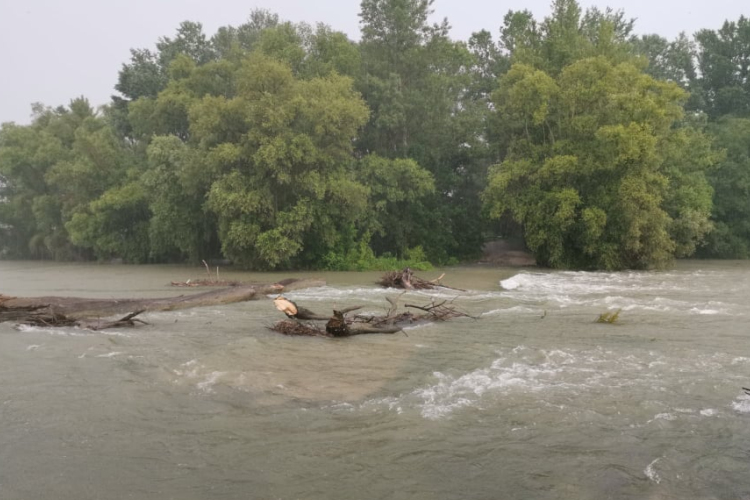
{"left": 695, "top": 16, "right": 750, "bottom": 119}
{"left": 0, "top": 99, "right": 133, "bottom": 260}
{"left": 356, "top": 0, "right": 491, "bottom": 262}
{"left": 189, "top": 54, "right": 372, "bottom": 268}
{"left": 700, "top": 117, "right": 750, "bottom": 257}
{"left": 483, "top": 3, "right": 716, "bottom": 270}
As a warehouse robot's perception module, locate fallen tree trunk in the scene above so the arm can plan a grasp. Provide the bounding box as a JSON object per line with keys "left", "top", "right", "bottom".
{"left": 0, "top": 278, "right": 325, "bottom": 325}
{"left": 13, "top": 310, "right": 149, "bottom": 331}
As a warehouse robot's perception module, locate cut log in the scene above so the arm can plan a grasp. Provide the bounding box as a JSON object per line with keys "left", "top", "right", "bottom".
{"left": 0, "top": 278, "right": 325, "bottom": 325}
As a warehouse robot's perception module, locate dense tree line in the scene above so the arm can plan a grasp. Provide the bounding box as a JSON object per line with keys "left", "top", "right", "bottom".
{"left": 1, "top": 0, "right": 749, "bottom": 269}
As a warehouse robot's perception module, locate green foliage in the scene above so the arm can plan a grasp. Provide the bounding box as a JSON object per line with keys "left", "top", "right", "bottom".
{"left": 5, "top": 3, "right": 750, "bottom": 270}
{"left": 66, "top": 182, "right": 151, "bottom": 263}
{"left": 357, "top": 0, "right": 493, "bottom": 261}
{"left": 0, "top": 99, "right": 131, "bottom": 260}
{"left": 695, "top": 16, "right": 750, "bottom": 119}
{"left": 323, "top": 236, "right": 433, "bottom": 271}
{"left": 356, "top": 154, "right": 435, "bottom": 255}
{"left": 484, "top": 51, "right": 715, "bottom": 269}
{"left": 195, "top": 54, "right": 371, "bottom": 269}
{"left": 699, "top": 118, "right": 750, "bottom": 257}
{"left": 142, "top": 136, "right": 217, "bottom": 262}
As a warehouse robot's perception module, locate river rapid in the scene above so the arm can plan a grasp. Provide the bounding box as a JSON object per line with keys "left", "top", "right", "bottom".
{"left": 1, "top": 261, "right": 750, "bottom": 499}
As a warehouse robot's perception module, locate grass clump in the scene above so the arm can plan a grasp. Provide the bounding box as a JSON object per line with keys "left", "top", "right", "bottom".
{"left": 596, "top": 309, "right": 622, "bottom": 324}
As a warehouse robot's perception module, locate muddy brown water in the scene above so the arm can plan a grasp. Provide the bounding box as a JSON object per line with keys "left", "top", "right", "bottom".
{"left": 2, "top": 261, "right": 750, "bottom": 499}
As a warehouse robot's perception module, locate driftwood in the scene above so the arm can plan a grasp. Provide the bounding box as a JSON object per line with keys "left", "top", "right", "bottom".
{"left": 170, "top": 279, "right": 243, "bottom": 287}
{"left": 170, "top": 260, "right": 241, "bottom": 287}
{"left": 15, "top": 310, "right": 148, "bottom": 331}
{"left": 0, "top": 278, "right": 325, "bottom": 328}
{"left": 270, "top": 295, "right": 472, "bottom": 338}
{"left": 377, "top": 268, "right": 466, "bottom": 291}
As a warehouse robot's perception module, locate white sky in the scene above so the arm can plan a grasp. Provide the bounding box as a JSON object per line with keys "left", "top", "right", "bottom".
{"left": 1, "top": 0, "right": 747, "bottom": 124}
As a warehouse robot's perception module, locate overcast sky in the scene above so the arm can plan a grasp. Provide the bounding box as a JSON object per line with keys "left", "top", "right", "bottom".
{"left": 1, "top": 0, "right": 747, "bottom": 125}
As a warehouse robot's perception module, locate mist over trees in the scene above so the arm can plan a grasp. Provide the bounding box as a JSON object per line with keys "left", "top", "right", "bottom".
{"left": 1, "top": 0, "right": 749, "bottom": 269}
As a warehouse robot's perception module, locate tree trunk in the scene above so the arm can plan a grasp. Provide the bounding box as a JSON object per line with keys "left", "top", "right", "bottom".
{"left": 0, "top": 278, "right": 325, "bottom": 324}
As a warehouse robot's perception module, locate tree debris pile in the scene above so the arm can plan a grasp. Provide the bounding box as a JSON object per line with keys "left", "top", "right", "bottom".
{"left": 378, "top": 268, "right": 436, "bottom": 289}
{"left": 377, "top": 268, "right": 464, "bottom": 291}
{"left": 270, "top": 295, "right": 473, "bottom": 338}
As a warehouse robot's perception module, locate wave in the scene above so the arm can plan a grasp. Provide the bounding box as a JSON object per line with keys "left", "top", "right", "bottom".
{"left": 354, "top": 346, "right": 743, "bottom": 421}
{"left": 499, "top": 271, "right": 741, "bottom": 316}
{"left": 354, "top": 346, "right": 620, "bottom": 420}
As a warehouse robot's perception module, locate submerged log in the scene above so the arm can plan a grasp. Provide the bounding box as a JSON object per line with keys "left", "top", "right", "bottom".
{"left": 0, "top": 278, "right": 325, "bottom": 326}
{"left": 272, "top": 320, "right": 330, "bottom": 337}
{"left": 271, "top": 320, "right": 401, "bottom": 338}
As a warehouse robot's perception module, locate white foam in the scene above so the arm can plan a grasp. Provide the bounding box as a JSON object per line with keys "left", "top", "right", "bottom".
{"left": 481, "top": 306, "right": 538, "bottom": 317}
{"left": 283, "top": 285, "right": 504, "bottom": 304}
{"left": 353, "top": 345, "right": 703, "bottom": 420}
{"left": 96, "top": 351, "right": 123, "bottom": 358}
{"left": 172, "top": 360, "right": 229, "bottom": 393}
{"left": 731, "top": 397, "right": 750, "bottom": 413}
{"left": 499, "top": 275, "right": 524, "bottom": 290}
{"left": 407, "top": 353, "right": 594, "bottom": 420}
{"left": 691, "top": 308, "right": 721, "bottom": 315}
{"left": 645, "top": 458, "right": 662, "bottom": 484}
{"left": 15, "top": 324, "right": 88, "bottom": 336}
{"left": 402, "top": 323, "right": 432, "bottom": 331}
{"left": 281, "top": 286, "right": 393, "bottom": 303}
{"left": 498, "top": 271, "right": 737, "bottom": 315}
{"left": 648, "top": 413, "right": 677, "bottom": 423}
{"left": 196, "top": 371, "right": 226, "bottom": 392}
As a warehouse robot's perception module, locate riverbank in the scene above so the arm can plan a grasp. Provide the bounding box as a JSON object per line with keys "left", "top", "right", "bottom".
{"left": 479, "top": 240, "right": 537, "bottom": 267}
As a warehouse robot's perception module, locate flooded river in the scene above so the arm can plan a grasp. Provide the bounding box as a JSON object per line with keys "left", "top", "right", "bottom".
{"left": 1, "top": 261, "right": 750, "bottom": 499}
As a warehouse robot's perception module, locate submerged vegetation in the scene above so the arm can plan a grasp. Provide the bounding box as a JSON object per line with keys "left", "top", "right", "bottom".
{"left": 596, "top": 309, "right": 622, "bottom": 324}
{"left": 1, "top": 1, "right": 749, "bottom": 270}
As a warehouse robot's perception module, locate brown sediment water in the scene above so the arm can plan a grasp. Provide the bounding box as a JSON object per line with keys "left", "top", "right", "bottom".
{"left": 1, "top": 260, "right": 750, "bottom": 499}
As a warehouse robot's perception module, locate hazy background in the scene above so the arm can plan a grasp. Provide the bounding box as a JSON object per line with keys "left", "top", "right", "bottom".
{"left": 1, "top": 0, "right": 747, "bottom": 124}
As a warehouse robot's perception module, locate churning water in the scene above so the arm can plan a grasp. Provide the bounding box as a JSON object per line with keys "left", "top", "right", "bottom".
{"left": 1, "top": 261, "right": 750, "bottom": 499}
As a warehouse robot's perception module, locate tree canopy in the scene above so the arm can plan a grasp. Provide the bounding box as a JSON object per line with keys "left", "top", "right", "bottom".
{"left": 1, "top": 1, "right": 748, "bottom": 270}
